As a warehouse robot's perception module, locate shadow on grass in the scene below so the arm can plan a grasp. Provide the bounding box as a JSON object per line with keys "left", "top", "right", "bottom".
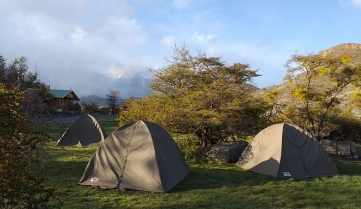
{"left": 47, "top": 159, "right": 275, "bottom": 191}
{"left": 45, "top": 157, "right": 361, "bottom": 193}
{"left": 44, "top": 158, "right": 361, "bottom": 209}
{"left": 44, "top": 146, "right": 361, "bottom": 195}
{"left": 171, "top": 166, "right": 276, "bottom": 193}
{"left": 171, "top": 158, "right": 361, "bottom": 193}
{"left": 333, "top": 159, "right": 361, "bottom": 176}
{"left": 45, "top": 160, "right": 89, "bottom": 187}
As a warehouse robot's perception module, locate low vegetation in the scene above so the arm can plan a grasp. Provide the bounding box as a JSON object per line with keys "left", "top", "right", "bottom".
{"left": 0, "top": 84, "right": 55, "bottom": 209}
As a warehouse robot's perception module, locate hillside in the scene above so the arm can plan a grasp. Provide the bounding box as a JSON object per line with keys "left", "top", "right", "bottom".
{"left": 258, "top": 43, "right": 361, "bottom": 115}
{"left": 320, "top": 43, "right": 361, "bottom": 63}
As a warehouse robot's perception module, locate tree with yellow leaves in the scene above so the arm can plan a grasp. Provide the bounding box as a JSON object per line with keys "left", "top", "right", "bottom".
{"left": 267, "top": 51, "right": 361, "bottom": 140}
{"left": 118, "top": 45, "right": 271, "bottom": 147}
{"left": 0, "top": 83, "right": 55, "bottom": 208}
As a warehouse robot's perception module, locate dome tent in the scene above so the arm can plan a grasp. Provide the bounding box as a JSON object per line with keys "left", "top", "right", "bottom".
{"left": 57, "top": 114, "right": 107, "bottom": 147}
{"left": 78, "top": 120, "right": 189, "bottom": 192}
{"left": 237, "top": 123, "right": 338, "bottom": 178}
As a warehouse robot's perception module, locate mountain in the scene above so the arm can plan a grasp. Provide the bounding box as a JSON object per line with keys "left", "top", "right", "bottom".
{"left": 79, "top": 71, "right": 153, "bottom": 105}
{"left": 79, "top": 95, "right": 108, "bottom": 106}
{"left": 108, "top": 73, "right": 153, "bottom": 98}
{"left": 319, "top": 43, "right": 361, "bottom": 63}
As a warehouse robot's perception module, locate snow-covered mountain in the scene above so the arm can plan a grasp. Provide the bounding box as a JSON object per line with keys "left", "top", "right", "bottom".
{"left": 108, "top": 72, "right": 153, "bottom": 98}
{"left": 78, "top": 70, "right": 153, "bottom": 104}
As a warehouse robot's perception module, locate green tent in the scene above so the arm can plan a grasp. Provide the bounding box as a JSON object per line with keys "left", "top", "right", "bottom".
{"left": 79, "top": 120, "right": 189, "bottom": 192}
{"left": 57, "top": 114, "right": 107, "bottom": 147}
{"left": 237, "top": 123, "right": 338, "bottom": 178}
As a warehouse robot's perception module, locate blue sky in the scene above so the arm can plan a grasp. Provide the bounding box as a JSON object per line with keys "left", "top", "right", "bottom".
{"left": 1, "top": 0, "right": 361, "bottom": 96}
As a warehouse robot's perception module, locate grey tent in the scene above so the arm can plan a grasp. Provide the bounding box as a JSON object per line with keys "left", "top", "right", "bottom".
{"left": 57, "top": 114, "right": 107, "bottom": 147}
{"left": 237, "top": 123, "right": 338, "bottom": 178}
{"left": 78, "top": 120, "right": 189, "bottom": 192}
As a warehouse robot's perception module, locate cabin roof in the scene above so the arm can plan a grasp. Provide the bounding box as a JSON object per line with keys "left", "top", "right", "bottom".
{"left": 49, "top": 90, "right": 80, "bottom": 100}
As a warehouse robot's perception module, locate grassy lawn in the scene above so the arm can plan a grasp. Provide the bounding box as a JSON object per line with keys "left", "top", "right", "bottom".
{"left": 42, "top": 116, "right": 361, "bottom": 209}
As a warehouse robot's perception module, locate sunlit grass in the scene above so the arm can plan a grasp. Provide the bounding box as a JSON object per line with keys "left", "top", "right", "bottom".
{"left": 44, "top": 145, "right": 361, "bottom": 209}
{"left": 41, "top": 116, "right": 361, "bottom": 209}
{"left": 36, "top": 114, "right": 119, "bottom": 141}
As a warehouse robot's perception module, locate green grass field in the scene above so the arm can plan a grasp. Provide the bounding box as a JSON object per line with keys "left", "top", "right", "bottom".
{"left": 43, "top": 116, "right": 361, "bottom": 209}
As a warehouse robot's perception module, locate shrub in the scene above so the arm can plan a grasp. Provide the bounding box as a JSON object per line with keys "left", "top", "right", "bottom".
{"left": 0, "top": 84, "right": 56, "bottom": 208}
{"left": 173, "top": 134, "right": 201, "bottom": 163}
{"left": 326, "top": 110, "right": 361, "bottom": 141}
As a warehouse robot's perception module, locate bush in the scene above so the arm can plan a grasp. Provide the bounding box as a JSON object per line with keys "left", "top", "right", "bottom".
{"left": 326, "top": 110, "right": 361, "bottom": 141}
{"left": 0, "top": 84, "right": 56, "bottom": 208}
{"left": 173, "top": 134, "right": 201, "bottom": 163}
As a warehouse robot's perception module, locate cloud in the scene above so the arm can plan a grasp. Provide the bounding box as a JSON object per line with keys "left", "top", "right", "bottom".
{"left": 1, "top": 0, "right": 360, "bottom": 96}
{"left": 70, "top": 26, "right": 87, "bottom": 46}
{"left": 194, "top": 32, "right": 217, "bottom": 43}
{"left": 23, "top": 14, "right": 54, "bottom": 40}
{"left": 207, "top": 47, "right": 220, "bottom": 55}
{"left": 200, "top": 40, "right": 301, "bottom": 88}
{"left": 351, "top": 0, "right": 361, "bottom": 7}
{"left": 339, "top": 0, "right": 361, "bottom": 7}
{"left": 160, "top": 35, "right": 177, "bottom": 48}
{"left": 171, "top": 0, "right": 193, "bottom": 10}
{"left": 97, "top": 16, "right": 142, "bottom": 38}
{"left": 105, "top": 64, "right": 124, "bottom": 79}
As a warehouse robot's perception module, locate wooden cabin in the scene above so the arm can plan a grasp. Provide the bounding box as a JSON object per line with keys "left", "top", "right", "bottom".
{"left": 48, "top": 89, "right": 81, "bottom": 113}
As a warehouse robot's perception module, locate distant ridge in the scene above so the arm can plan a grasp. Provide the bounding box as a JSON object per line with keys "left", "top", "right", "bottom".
{"left": 322, "top": 43, "right": 361, "bottom": 53}
{"left": 320, "top": 43, "right": 361, "bottom": 64}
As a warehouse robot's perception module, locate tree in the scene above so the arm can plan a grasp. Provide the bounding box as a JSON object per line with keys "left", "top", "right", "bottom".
{"left": 326, "top": 109, "right": 361, "bottom": 140}
{"left": 267, "top": 51, "right": 361, "bottom": 140}
{"left": 82, "top": 100, "right": 99, "bottom": 114}
{"left": 0, "top": 55, "right": 57, "bottom": 207}
{"left": 0, "top": 55, "right": 7, "bottom": 84}
{"left": 0, "top": 83, "right": 55, "bottom": 208}
{"left": 3, "top": 56, "right": 29, "bottom": 90}
{"left": 0, "top": 56, "right": 56, "bottom": 122}
{"left": 118, "top": 94, "right": 181, "bottom": 132}
{"left": 0, "top": 56, "right": 50, "bottom": 91}
{"left": 99, "top": 106, "right": 111, "bottom": 114}
{"left": 106, "top": 90, "right": 120, "bottom": 115}
{"left": 118, "top": 45, "right": 271, "bottom": 147}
